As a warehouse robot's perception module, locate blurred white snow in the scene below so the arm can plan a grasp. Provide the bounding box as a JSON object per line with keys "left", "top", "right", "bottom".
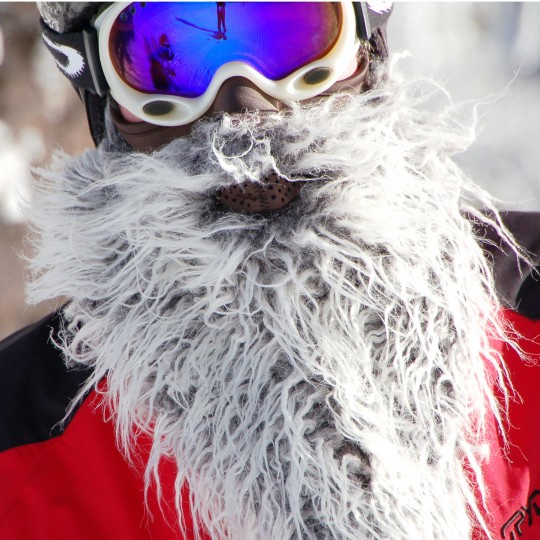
{"left": 0, "top": 122, "right": 35, "bottom": 224}
{"left": 389, "top": 2, "right": 540, "bottom": 210}
{"left": 0, "top": 3, "right": 88, "bottom": 226}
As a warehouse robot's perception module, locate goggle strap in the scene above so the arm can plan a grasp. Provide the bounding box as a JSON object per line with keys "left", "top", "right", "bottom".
{"left": 82, "top": 89, "right": 108, "bottom": 146}
{"left": 82, "top": 27, "right": 109, "bottom": 97}
{"left": 40, "top": 19, "right": 108, "bottom": 97}
{"left": 366, "top": 5, "right": 393, "bottom": 34}
{"left": 353, "top": 2, "right": 392, "bottom": 41}
{"left": 354, "top": 3, "right": 372, "bottom": 41}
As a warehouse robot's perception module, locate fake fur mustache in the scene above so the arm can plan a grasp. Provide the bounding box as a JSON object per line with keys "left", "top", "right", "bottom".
{"left": 28, "top": 66, "right": 519, "bottom": 539}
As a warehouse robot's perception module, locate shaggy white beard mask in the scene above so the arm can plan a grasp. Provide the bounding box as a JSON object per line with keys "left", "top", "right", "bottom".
{"left": 28, "top": 68, "right": 518, "bottom": 540}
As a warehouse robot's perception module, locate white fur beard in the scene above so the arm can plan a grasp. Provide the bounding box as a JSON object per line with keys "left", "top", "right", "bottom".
{"left": 27, "top": 68, "right": 517, "bottom": 539}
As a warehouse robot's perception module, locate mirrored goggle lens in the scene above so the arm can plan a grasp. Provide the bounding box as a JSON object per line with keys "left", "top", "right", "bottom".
{"left": 108, "top": 2, "right": 342, "bottom": 98}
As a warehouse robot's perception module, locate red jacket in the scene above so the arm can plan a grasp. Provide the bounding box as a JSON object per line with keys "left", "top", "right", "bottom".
{"left": 0, "top": 311, "right": 209, "bottom": 540}
{"left": 475, "top": 310, "right": 540, "bottom": 540}
{"left": 1, "top": 310, "right": 539, "bottom": 540}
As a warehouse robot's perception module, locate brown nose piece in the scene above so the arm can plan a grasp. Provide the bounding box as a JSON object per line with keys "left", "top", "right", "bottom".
{"left": 210, "top": 77, "right": 282, "bottom": 115}
{"left": 215, "top": 173, "right": 304, "bottom": 214}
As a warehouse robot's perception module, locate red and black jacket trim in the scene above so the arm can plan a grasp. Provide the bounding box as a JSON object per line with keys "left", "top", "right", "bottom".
{"left": 0, "top": 311, "right": 92, "bottom": 452}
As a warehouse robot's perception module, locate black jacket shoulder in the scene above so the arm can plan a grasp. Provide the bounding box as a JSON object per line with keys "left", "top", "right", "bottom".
{"left": 0, "top": 311, "right": 92, "bottom": 452}
{"left": 476, "top": 211, "right": 540, "bottom": 320}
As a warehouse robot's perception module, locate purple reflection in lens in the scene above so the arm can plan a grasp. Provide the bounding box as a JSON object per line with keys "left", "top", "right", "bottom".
{"left": 109, "top": 2, "right": 341, "bottom": 98}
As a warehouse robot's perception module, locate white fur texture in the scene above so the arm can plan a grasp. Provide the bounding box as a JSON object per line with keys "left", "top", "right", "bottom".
{"left": 27, "top": 66, "right": 518, "bottom": 539}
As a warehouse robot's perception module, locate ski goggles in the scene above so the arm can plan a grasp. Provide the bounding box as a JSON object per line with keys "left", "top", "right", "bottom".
{"left": 41, "top": 2, "right": 389, "bottom": 127}
{"left": 98, "top": 1, "right": 359, "bottom": 126}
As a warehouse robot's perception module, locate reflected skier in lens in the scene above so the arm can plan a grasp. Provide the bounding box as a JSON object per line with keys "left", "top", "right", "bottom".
{"left": 145, "top": 33, "right": 176, "bottom": 91}
{"left": 217, "top": 2, "right": 226, "bottom": 35}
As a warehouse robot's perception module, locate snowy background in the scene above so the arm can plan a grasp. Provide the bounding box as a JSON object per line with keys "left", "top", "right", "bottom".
{"left": 0, "top": 2, "right": 539, "bottom": 337}
{"left": 389, "top": 2, "right": 540, "bottom": 211}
